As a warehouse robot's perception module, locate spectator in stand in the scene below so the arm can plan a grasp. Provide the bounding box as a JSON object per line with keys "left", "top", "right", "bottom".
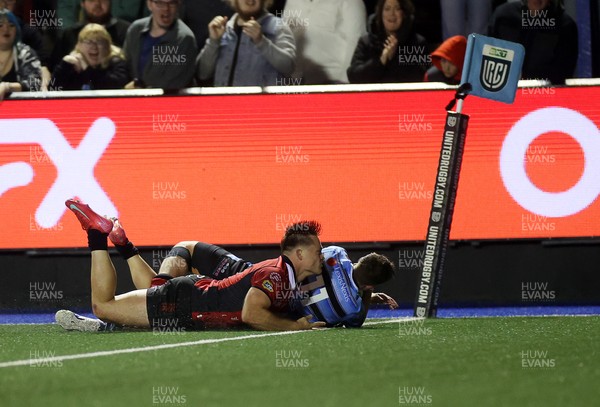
{"left": 51, "top": 23, "right": 128, "bottom": 89}
{"left": 181, "top": 0, "right": 233, "bottom": 50}
{"left": 424, "top": 34, "right": 466, "bottom": 84}
{"left": 0, "top": 0, "right": 49, "bottom": 66}
{"left": 0, "top": 8, "right": 42, "bottom": 99}
{"left": 110, "top": 0, "right": 148, "bottom": 22}
{"left": 28, "top": 0, "right": 62, "bottom": 85}
{"left": 196, "top": 0, "right": 295, "bottom": 87}
{"left": 57, "top": 0, "right": 147, "bottom": 27}
{"left": 283, "top": 0, "right": 366, "bottom": 84}
{"left": 51, "top": 0, "right": 130, "bottom": 69}
{"left": 348, "top": 0, "right": 427, "bottom": 84}
{"left": 489, "top": 0, "right": 578, "bottom": 84}
{"left": 122, "top": 0, "right": 197, "bottom": 89}
{"left": 440, "top": 0, "right": 492, "bottom": 40}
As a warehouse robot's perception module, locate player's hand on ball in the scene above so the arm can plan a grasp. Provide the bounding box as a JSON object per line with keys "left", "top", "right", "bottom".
{"left": 297, "top": 315, "right": 326, "bottom": 330}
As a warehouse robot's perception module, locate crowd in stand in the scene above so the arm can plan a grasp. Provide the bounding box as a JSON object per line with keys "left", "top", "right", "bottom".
{"left": 0, "top": 0, "right": 581, "bottom": 99}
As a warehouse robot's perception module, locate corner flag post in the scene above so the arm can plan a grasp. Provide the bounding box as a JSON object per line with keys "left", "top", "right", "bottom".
{"left": 413, "top": 34, "right": 525, "bottom": 318}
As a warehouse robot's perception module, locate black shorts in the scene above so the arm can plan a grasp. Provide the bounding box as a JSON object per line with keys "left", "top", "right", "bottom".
{"left": 146, "top": 273, "right": 248, "bottom": 331}
{"left": 191, "top": 242, "right": 252, "bottom": 280}
{"left": 146, "top": 275, "right": 201, "bottom": 330}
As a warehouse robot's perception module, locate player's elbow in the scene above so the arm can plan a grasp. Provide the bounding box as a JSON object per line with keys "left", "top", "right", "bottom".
{"left": 241, "top": 305, "right": 258, "bottom": 327}
{"left": 242, "top": 288, "right": 275, "bottom": 330}
{"left": 242, "top": 304, "right": 271, "bottom": 331}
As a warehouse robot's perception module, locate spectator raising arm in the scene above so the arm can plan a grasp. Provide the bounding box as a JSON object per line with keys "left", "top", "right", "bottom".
{"left": 348, "top": 0, "right": 428, "bottom": 84}
{"left": 197, "top": 1, "right": 296, "bottom": 87}
{"left": 196, "top": 15, "right": 227, "bottom": 82}
{"left": 244, "top": 16, "right": 296, "bottom": 76}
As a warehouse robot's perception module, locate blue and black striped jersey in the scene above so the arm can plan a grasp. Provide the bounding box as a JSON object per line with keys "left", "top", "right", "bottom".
{"left": 301, "top": 246, "right": 367, "bottom": 327}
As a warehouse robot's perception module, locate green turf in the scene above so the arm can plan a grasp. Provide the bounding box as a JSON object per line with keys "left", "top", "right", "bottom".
{"left": 0, "top": 316, "right": 598, "bottom": 407}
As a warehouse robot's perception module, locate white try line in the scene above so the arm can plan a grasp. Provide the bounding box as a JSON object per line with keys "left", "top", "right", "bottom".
{"left": 0, "top": 317, "right": 416, "bottom": 369}
{"left": 363, "top": 317, "right": 418, "bottom": 327}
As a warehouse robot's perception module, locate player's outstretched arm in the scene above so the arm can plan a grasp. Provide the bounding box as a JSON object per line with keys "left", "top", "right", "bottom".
{"left": 242, "top": 288, "right": 326, "bottom": 331}
{"left": 361, "top": 288, "right": 374, "bottom": 311}
{"left": 369, "top": 292, "right": 399, "bottom": 309}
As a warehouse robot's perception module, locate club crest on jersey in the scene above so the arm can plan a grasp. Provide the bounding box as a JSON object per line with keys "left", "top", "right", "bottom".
{"left": 326, "top": 258, "right": 337, "bottom": 267}
{"left": 269, "top": 272, "right": 282, "bottom": 282}
{"left": 262, "top": 280, "right": 274, "bottom": 292}
{"left": 480, "top": 44, "right": 513, "bottom": 92}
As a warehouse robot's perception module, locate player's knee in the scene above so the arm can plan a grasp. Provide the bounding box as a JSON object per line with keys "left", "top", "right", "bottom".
{"left": 92, "top": 302, "right": 110, "bottom": 321}
{"left": 173, "top": 241, "right": 197, "bottom": 254}
{"left": 158, "top": 257, "right": 188, "bottom": 277}
{"left": 159, "top": 245, "right": 192, "bottom": 276}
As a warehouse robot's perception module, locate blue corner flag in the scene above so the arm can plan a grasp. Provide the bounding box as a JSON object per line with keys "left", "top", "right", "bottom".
{"left": 460, "top": 34, "right": 525, "bottom": 104}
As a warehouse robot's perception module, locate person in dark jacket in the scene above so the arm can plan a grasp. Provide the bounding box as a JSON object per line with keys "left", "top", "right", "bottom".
{"left": 0, "top": 9, "right": 42, "bottom": 100}
{"left": 52, "top": 23, "right": 129, "bottom": 90}
{"left": 488, "top": 0, "right": 578, "bottom": 84}
{"left": 0, "top": 0, "right": 49, "bottom": 66}
{"left": 50, "top": 0, "right": 130, "bottom": 70}
{"left": 347, "top": 0, "right": 427, "bottom": 84}
{"left": 424, "top": 35, "right": 466, "bottom": 85}
{"left": 122, "top": 0, "right": 197, "bottom": 90}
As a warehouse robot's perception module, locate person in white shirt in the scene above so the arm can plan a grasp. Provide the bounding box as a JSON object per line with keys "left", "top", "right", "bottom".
{"left": 283, "top": 0, "right": 366, "bottom": 84}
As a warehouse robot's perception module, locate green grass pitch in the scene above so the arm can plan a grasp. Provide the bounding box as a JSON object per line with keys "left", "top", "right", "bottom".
{"left": 1, "top": 316, "right": 598, "bottom": 407}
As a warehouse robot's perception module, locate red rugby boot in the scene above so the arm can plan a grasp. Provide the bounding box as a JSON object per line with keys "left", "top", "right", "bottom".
{"left": 108, "top": 218, "right": 129, "bottom": 246}
{"left": 65, "top": 199, "right": 113, "bottom": 234}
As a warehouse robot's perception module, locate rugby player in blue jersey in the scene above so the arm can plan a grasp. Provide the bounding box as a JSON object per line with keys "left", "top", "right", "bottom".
{"left": 300, "top": 245, "right": 397, "bottom": 327}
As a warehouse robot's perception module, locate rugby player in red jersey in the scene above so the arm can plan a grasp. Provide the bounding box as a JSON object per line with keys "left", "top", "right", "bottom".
{"left": 57, "top": 199, "right": 326, "bottom": 332}
{"left": 136, "top": 240, "right": 398, "bottom": 327}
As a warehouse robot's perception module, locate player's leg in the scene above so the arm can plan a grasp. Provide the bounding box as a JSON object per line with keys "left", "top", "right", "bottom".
{"left": 188, "top": 241, "right": 253, "bottom": 279}
{"left": 89, "top": 245, "right": 150, "bottom": 327}
{"left": 141, "top": 241, "right": 196, "bottom": 289}
{"left": 126, "top": 255, "right": 157, "bottom": 289}
{"left": 158, "top": 241, "right": 196, "bottom": 278}
{"left": 154, "top": 240, "right": 252, "bottom": 282}
{"left": 64, "top": 199, "right": 150, "bottom": 328}
{"left": 109, "top": 218, "right": 156, "bottom": 289}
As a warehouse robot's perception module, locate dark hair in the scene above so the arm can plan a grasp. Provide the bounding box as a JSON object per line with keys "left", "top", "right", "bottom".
{"left": 523, "top": 0, "right": 562, "bottom": 14}
{"left": 227, "top": 0, "right": 274, "bottom": 11}
{"left": 375, "top": 0, "right": 415, "bottom": 34}
{"left": 280, "top": 220, "right": 322, "bottom": 252}
{"left": 521, "top": 0, "right": 560, "bottom": 7}
{"left": 0, "top": 9, "right": 22, "bottom": 44}
{"left": 355, "top": 253, "right": 395, "bottom": 286}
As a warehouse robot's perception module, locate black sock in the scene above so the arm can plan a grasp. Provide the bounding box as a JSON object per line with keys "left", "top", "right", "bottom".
{"left": 87, "top": 229, "right": 108, "bottom": 251}
{"left": 114, "top": 240, "right": 139, "bottom": 260}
